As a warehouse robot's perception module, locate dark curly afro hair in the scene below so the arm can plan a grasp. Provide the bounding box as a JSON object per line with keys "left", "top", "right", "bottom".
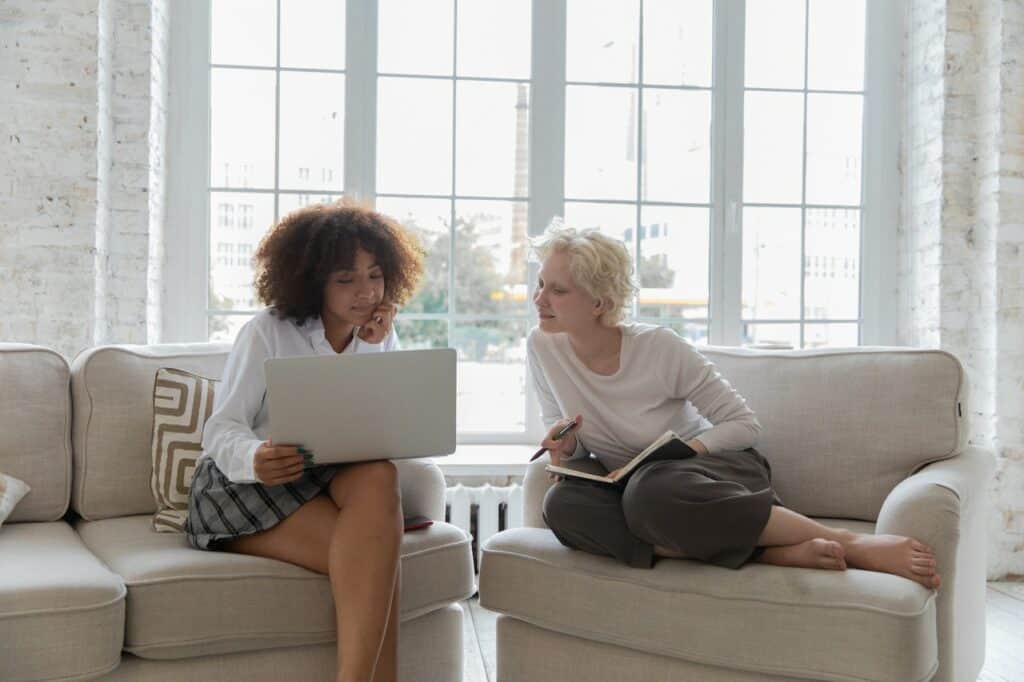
{"left": 253, "top": 200, "right": 425, "bottom": 325}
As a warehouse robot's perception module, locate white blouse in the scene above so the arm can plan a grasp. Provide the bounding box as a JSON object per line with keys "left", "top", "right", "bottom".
{"left": 526, "top": 323, "right": 761, "bottom": 470}
{"left": 201, "top": 308, "right": 399, "bottom": 483}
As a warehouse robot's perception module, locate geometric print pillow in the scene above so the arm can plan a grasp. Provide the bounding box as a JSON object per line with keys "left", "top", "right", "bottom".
{"left": 150, "top": 367, "right": 218, "bottom": 533}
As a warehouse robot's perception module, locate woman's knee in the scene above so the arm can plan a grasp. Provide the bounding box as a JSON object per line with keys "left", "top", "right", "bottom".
{"left": 542, "top": 482, "right": 589, "bottom": 534}
{"left": 329, "top": 459, "right": 400, "bottom": 508}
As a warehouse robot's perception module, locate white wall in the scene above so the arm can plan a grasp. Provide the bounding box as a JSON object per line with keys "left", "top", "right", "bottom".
{"left": 899, "top": 0, "right": 1024, "bottom": 578}
{"left": 0, "top": 0, "right": 168, "bottom": 360}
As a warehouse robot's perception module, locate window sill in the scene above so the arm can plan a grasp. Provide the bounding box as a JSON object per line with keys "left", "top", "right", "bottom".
{"left": 433, "top": 444, "right": 534, "bottom": 477}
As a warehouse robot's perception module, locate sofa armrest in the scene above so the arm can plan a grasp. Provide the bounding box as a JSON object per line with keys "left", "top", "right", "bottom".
{"left": 522, "top": 456, "right": 556, "bottom": 528}
{"left": 875, "top": 446, "right": 996, "bottom": 682}
{"left": 395, "top": 458, "right": 447, "bottom": 521}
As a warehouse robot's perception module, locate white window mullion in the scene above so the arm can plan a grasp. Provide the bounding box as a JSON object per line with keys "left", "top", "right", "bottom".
{"left": 164, "top": 0, "right": 212, "bottom": 343}
{"left": 859, "top": 0, "right": 900, "bottom": 345}
{"left": 345, "top": 0, "right": 378, "bottom": 203}
{"left": 522, "top": 0, "right": 567, "bottom": 441}
{"left": 711, "top": 0, "right": 745, "bottom": 346}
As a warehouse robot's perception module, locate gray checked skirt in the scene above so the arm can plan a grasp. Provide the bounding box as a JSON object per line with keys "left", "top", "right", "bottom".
{"left": 185, "top": 456, "right": 345, "bottom": 550}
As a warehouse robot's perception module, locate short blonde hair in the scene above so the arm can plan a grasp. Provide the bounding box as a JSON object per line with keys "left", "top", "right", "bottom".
{"left": 531, "top": 222, "right": 638, "bottom": 326}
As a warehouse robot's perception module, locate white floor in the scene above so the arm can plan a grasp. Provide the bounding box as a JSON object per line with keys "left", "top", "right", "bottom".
{"left": 462, "top": 582, "right": 1024, "bottom": 682}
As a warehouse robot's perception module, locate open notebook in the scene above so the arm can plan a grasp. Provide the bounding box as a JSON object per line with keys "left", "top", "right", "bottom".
{"left": 545, "top": 430, "right": 698, "bottom": 485}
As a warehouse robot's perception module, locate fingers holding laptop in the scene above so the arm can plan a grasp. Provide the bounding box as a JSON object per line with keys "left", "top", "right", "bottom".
{"left": 254, "top": 440, "right": 312, "bottom": 485}
{"left": 357, "top": 303, "right": 397, "bottom": 344}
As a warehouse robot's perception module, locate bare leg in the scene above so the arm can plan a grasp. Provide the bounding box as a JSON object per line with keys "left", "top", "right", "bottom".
{"left": 223, "top": 461, "right": 402, "bottom": 682}
{"left": 372, "top": 566, "right": 401, "bottom": 682}
{"left": 327, "top": 461, "right": 403, "bottom": 682}
{"left": 755, "top": 506, "right": 940, "bottom": 588}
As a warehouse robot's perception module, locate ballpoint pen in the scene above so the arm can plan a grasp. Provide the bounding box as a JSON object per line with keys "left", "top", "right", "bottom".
{"left": 529, "top": 418, "right": 579, "bottom": 462}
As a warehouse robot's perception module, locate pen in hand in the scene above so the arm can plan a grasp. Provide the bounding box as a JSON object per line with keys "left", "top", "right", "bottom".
{"left": 530, "top": 417, "right": 580, "bottom": 462}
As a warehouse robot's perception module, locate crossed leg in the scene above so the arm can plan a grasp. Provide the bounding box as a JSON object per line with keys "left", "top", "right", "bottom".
{"left": 751, "top": 506, "right": 940, "bottom": 588}
{"left": 223, "top": 460, "right": 403, "bottom": 682}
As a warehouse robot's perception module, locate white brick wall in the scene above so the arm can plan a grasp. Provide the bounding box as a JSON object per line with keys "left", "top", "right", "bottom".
{"left": 1, "top": 0, "right": 165, "bottom": 359}
{"left": 899, "top": 0, "right": 1024, "bottom": 578}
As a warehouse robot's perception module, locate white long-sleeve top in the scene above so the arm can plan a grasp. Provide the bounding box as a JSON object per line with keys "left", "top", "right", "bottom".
{"left": 201, "top": 308, "right": 399, "bottom": 483}
{"left": 526, "top": 324, "right": 760, "bottom": 469}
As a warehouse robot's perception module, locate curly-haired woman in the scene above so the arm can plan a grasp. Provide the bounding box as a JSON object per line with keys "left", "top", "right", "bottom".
{"left": 184, "top": 201, "right": 425, "bottom": 682}
{"left": 529, "top": 224, "right": 941, "bottom": 589}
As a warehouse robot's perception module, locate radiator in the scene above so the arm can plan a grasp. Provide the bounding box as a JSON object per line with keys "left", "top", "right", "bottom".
{"left": 445, "top": 483, "right": 523, "bottom": 571}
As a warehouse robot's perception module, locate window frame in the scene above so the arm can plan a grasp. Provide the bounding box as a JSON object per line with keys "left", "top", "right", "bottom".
{"left": 165, "top": 0, "right": 901, "bottom": 445}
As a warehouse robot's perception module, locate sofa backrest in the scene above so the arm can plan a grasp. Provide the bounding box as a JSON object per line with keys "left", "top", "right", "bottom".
{"left": 71, "top": 343, "right": 230, "bottom": 520}
{"left": 0, "top": 344, "right": 72, "bottom": 522}
{"left": 701, "top": 346, "right": 966, "bottom": 520}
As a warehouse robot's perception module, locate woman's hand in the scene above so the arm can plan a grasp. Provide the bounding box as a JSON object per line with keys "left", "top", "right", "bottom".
{"left": 685, "top": 439, "right": 708, "bottom": 456}
{"left": 357, "top": 303, "right": 397, "bottom": 343}
{"left": 543, "top": 415, "right": 581, "bottom": 480}
{"left": 254, "top": 440, "right": 307, "bottom": 486}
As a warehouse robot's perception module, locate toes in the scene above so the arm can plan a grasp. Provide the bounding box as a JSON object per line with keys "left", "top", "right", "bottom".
{"left": 910, "top": 539, "right": 933, "bottom": 554}
{"left": 911, "top": 565, "right": 934, "bottom": 576}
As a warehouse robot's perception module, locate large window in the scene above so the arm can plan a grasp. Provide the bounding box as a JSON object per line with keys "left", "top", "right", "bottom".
{"left": 167, "top": 0, "right": 898, "bottom": 442}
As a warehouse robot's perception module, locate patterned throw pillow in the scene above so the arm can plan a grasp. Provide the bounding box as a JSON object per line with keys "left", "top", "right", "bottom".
{"left": 0, "top": 472, "right": 31, "bottom": 528}
{"left": 150, "top": 368, "right": 218, "bottom": 533}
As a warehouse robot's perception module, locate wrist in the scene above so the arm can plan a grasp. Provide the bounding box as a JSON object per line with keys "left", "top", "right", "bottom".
{"left": 686, "top": 439, "right": 709, "bottom": 456}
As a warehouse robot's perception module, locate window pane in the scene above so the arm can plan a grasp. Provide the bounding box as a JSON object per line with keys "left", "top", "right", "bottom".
{"left": 643, "top": 89, "right": 711, "bottom": 203}
{"left": 209, "top": 192, "right": 274, "bottom": 311}
{"left": 378, "top": 0, "right": 453, "bottom": 75}
{"left": 212, "top": 0, "right": 276, "bottom": 67}
{"left": 456, "top": 82, "right": 529, "bottom": 198}
{"left": 454, "top": 200, "right": 529, "bottom": 316}
{"left": 742, "top": 323, "right": 800, "bottom": 349}
{"left": 808, "top": 0, "right": 865, "bottom": 91}
{"left": 804, "top": 323, "right": 859, "bottom": 348}
{"left": 565, "top": 86, "right": 637, "bottom": 201}
{"left": 280, "top": 0, "right": 346, "bottom": 70}
{"left": 209, "top": 314, "right": 256, "bottom": 342}
{"left": 744, "top": 0, "right": 805, "bottom": 89}
{"left": 743, "top": 91, "right": 804, "bottom": 204}
{"left": 211, "top": 69, "right": 276, "bottom": 189}
{"left": 457, "top": 0, "right": 531, "bottom": 79}
{"left": 376, "top": 196, "right": 451, "bottom": 314}
{"left": 643, "top": 0, "right": 712, "bottom": 87}
{"left": 566, "top": 0, "right": 639, "bottom": 83}
{"left": 742, "top": 207, "right": 801, "bottom": 319}
{"left": 394, "top": 319, "right": 448, "bottom": 349}
{"left": 562, "top": 202, "right": 637, "bottom": 263}
{"left": 455, "top": 321, "right": 527, "bottom": 432}
{"left": 805, "top": 94, "right": 862, "bottom": 205}
{"left": 804, "top": 208, "right": 859, "bottom": 319}
{"left": 377, "top": 78, "right": 453, "bottom": 195}
{"left": 278, "top": 193, "right": 342, "bottom": 217}
{"left": 279, "top": 72, "right": 344, "bottom": 192}
{"left": 638, "top": 207, "right": 709, "bottom": 320}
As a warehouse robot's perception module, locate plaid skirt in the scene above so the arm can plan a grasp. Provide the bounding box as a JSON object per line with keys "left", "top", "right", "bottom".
{"left": 185, "top": 456, "right": 344, "bottom": 550}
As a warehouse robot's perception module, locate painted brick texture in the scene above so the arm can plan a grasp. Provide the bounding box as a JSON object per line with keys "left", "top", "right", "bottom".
{"left": 900, "top": 0, "right": 1024, "bottom": 578}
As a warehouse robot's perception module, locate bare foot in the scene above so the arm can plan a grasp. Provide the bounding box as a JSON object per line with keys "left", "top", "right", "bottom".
{"left": 838, "top": 532, "right": 941, "bottom": 589}
{"left": 758, "top": 538, "right": 847, "bottom": 570}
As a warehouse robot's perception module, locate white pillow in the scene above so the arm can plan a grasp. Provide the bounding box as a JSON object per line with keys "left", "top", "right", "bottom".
{"left": 0, "top": 472, "right": 31, "bottom": 528}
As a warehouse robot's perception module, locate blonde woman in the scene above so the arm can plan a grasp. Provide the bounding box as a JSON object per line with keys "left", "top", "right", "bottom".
{"left": 528, "top": 224, "right": 941, "bottom": 588}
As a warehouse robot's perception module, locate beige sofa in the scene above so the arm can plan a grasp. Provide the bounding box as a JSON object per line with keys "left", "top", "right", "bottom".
{"left": 480, "top": 347, "right": 995, "bottom": 682}
{"left": 0, "top": 342, "right": 475, "bottom": 682}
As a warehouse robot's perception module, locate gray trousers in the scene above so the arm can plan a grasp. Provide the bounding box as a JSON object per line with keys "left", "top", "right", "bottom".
{"left": 542, "top": 448, "right": 781, "bottom": 569}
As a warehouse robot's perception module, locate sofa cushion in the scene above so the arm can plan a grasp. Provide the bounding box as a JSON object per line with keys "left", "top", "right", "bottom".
{"left": 151, "top": 367, "right": 218, "bottom": 532}
{"left": 480, "top": 527, "right": 937, "bottom": 682}
{"left": 701, "top": 347, "right": 965, "bottom": 519}
{"left": 71, "top": 344, "right": 231, "bottom": 520}
{"left": 75, "top": 514, "right": 475, "bottom": 659}
{"left": 0, "top": 521, "right": 126, "bottom": 681}
{"left": 0, "top": 343, "right": 72, "bottom": 522}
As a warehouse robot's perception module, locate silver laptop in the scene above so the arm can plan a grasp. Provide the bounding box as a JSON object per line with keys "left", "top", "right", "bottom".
{"left": 265, "top": 349, "right": 456, "bottom": 464}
